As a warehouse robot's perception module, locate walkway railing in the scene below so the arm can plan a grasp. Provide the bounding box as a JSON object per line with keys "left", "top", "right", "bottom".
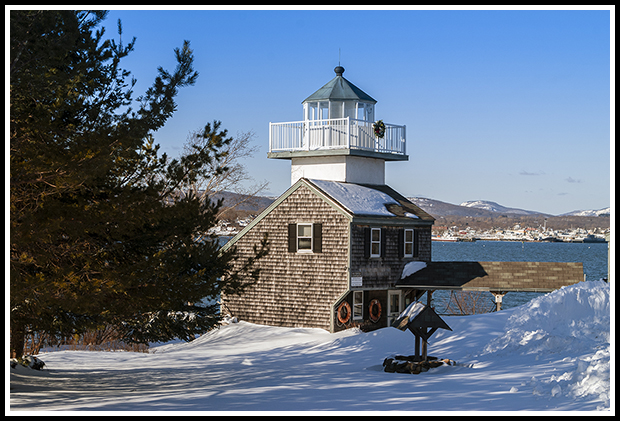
{"left": 269, "top": 117, "right": 406, "bottom": 155}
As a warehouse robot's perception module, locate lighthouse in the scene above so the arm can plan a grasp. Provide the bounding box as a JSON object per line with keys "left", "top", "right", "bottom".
{"left": 268, "top": 66, "right": 407, "bottom": 186}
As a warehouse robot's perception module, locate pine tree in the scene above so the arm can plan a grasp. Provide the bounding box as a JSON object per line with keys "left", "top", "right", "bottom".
{"left": 10, "top": 10, "right": 268, "bottom": 358}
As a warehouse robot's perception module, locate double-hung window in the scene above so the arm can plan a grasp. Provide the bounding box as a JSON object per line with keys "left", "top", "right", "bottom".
{"left": 364, "top": 227, "right": 385, "bottom": 259}
{"left": 297, "top": 223, "right": 313, "bottom": 251}
{"left": 404, "top": 229, "right": 414, "bottom": 258}
{"left": 370, "top": 228, "right": 381, "bottom": 258}
{"left": 288, "top": 223, "right": 322, "bottom": 253}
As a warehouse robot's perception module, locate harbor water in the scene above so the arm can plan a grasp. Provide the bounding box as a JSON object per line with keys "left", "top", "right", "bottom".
{"left": 431, "top": 240, "right": 609, "bottom": 312}
{"left": 219, "top": 236, "right": 609, "bottom": 313}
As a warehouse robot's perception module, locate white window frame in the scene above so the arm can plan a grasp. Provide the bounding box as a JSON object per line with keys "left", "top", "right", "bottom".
{"left": 387, "top": 290, "right": 403, "bottom": 327}
{"left": 319, "top": 102, "right": 329, "bottom": 120}
{"left": 297, "top": 223, "right": 313, "bottom": 253}
{"left": 353, "top": 291, "right": 364, "bottom": 320}
{"left": 404, "top": 229, "right": 414, "bottom": 258}
{"left": 370, "top": 228, "right": 381, "bottom": 258}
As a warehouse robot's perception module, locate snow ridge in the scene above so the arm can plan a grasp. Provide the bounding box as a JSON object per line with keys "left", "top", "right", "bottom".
{"left": 460, "top": 200, "right": 540, "bottom": 215}
{"left": 479, "top": 280, "right": 610, "bottom": 408}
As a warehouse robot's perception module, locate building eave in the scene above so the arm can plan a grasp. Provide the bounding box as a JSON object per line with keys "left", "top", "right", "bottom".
{"left": 351, "top": 216, "right": 435, "bottom": 227}
{"left": 267, "top": 148, "right": 408, "bottom": 162}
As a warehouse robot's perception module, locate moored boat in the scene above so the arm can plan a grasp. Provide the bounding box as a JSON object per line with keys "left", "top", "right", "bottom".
{"left": 432, "top": 236, "right": 458, "bottom": 242}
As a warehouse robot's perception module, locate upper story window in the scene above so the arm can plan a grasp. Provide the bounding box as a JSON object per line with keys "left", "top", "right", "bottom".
{"left": 370, "top": 228, "right": 381, "bottom": 258}
{"left": 364, "top": 227, "right": 385, "bottom": 259}
{"left": 297, "top": 223, "right": 313, "bottom": 251}
{"left": 404, "top": 229, "right": 414, "bottom": 257}
{"left": 288, "top": 223, "right": 322, "bottom": 253}
{"left": 364, "top": 227, "right": 420, "bottom": 259}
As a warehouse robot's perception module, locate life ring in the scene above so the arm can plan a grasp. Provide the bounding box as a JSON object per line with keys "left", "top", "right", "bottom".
{"left": 337, "top": 301, "right": 351, "bottom": 325}
{"left": 369, "top": 299, "right": 382, "bottom": 323}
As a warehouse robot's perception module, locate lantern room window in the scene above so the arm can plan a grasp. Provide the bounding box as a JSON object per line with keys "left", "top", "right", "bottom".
{"left": 303, "top": 101, "right": 374, "bottom": 122}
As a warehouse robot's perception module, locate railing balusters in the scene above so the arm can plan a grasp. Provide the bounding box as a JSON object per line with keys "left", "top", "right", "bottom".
{"left": 269, "top": 118, "right": 406, "bottom": 155}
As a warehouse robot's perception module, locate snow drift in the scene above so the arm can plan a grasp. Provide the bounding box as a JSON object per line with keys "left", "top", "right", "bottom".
{"left": 478, "top": 280, "right": 610, "bottom": 406}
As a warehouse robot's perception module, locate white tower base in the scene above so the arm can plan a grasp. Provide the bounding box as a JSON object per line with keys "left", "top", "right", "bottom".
{"left": 291, "top": 155, "right": 385, "bottom": 185}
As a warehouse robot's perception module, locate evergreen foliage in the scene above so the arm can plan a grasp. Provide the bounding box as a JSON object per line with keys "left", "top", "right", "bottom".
{"left": 10, "top": 10, "right": 268, "bottom": 358}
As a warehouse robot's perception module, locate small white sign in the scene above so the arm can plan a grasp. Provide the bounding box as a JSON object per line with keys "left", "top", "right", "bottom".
{"left": 351, "top": 276, "right": 363, "bottom": 287}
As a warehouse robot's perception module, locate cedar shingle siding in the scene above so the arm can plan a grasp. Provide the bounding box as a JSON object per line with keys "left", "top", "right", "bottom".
{"left": 221, "top": 185, "right": 350, "bottom": 331}
{"left": 350, "top": 225, "right": 431, "bottom": 290}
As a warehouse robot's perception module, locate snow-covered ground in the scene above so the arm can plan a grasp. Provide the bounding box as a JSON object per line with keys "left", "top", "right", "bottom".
{"left": 9, "top": 280, "right": 613, "bottom": 413}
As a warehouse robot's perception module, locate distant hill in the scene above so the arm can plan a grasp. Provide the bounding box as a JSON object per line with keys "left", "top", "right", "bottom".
{"left": 408, "top": 197, "right": 499, "bottom": 218}
{"left": 407, "top": 197, "right": 550, "bottom": 218}
{"left": 561, "top": 207, "right": 610, "bottom": 217}
{"left": 409, "top": 197, "right": 608, "bottom": 219}
{"left": 459, "top": 200, "right": 549, "bottom": 216}
{"left": 407, "top": 197, "right": 609, "bottom": 231}
{"left": 210, "top": 191, "right": 275, "bottom": 213}
{"left": 214, "top": 190, "right": 608, "bottom": 220}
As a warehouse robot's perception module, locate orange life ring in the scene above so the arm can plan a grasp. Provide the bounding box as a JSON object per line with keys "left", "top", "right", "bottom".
{"left": 337, "top": 301, "right": 351, "bottom": 325}
{"left": 369, "top": 299, "right": 382, "bottom": 323}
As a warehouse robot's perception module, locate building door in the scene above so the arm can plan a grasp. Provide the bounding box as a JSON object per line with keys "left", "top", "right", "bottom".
{"left": 387, "top": 290, "right": 403, "bottom": 327}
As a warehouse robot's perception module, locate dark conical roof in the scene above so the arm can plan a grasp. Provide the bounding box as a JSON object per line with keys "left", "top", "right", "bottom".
{"left": 302, "top": 66, "right": 377, "bottom": 104}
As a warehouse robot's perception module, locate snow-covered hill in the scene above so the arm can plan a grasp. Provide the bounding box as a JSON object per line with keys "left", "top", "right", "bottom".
{"left": 561, "top": 207, "right": 611, "bottom": 217}
{"left": 459, "top": 200, "right": 545, "bottom": 216}
{"left": 10, "top": 281, "right": 610, "bottom": 412}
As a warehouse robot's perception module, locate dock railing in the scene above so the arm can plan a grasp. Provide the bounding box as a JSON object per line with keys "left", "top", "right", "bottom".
{"left": 269, "top": 117, "right": 406, "bottom": 155}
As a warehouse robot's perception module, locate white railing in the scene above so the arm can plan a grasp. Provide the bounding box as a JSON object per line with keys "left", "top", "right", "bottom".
{"left": 269, "top": 117, "right": 406, "bottom": 155}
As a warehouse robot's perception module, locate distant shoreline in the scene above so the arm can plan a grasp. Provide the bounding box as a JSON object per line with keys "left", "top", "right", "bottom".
{"left": 432, "top": 238, "right": 608, "bottom": 243}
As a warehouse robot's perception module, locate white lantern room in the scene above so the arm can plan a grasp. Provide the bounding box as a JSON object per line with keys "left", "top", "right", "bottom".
{"left": 268, "top": 66, "right": 407, "bottom": 186}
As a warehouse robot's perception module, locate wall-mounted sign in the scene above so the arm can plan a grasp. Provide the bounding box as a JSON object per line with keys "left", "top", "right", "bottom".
{"left": 351, "top": 276, "right": 363, "bottom": 287}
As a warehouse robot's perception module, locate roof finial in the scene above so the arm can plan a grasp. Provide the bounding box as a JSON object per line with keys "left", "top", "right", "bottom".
{"left": 335, "top": 48, "right": 344, "bottom": 76}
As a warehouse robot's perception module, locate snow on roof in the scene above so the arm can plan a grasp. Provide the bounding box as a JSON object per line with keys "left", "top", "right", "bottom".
{"left": 308, "top": 179, "right": 403, "bottom": 217}
{"left": 398, "top": 301, "right": 426, "bottom": 323}
{"left": 401, "top": 261, "right": 427, "bottom": 279}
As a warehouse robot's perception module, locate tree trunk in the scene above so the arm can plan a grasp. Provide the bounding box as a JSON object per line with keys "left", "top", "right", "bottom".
{"left": 10, "top": 321, "right": 25, "bottom": 359}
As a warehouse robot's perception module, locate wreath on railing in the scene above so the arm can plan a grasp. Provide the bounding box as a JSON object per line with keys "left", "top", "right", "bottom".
{"left": 373, "top": 120, "right": 386, "bottom": 139}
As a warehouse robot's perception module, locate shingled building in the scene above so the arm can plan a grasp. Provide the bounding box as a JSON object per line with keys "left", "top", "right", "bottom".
{"left": 219, "top": 66, "right": 584, "bottom": 333}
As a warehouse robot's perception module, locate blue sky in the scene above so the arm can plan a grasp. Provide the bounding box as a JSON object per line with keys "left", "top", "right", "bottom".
{"left": 99, "top": 7, "right": 612, "bottom": 216}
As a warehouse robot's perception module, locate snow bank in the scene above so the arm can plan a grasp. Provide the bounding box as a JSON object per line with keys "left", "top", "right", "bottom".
{"left": 482, "top": 280, "right": 609, "bottom": 356}
{"left": 10, "top": 281, "right": 611, "bottom": 412}
{"left": 479, "top": 280, "right": 610, "bottom": 408}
